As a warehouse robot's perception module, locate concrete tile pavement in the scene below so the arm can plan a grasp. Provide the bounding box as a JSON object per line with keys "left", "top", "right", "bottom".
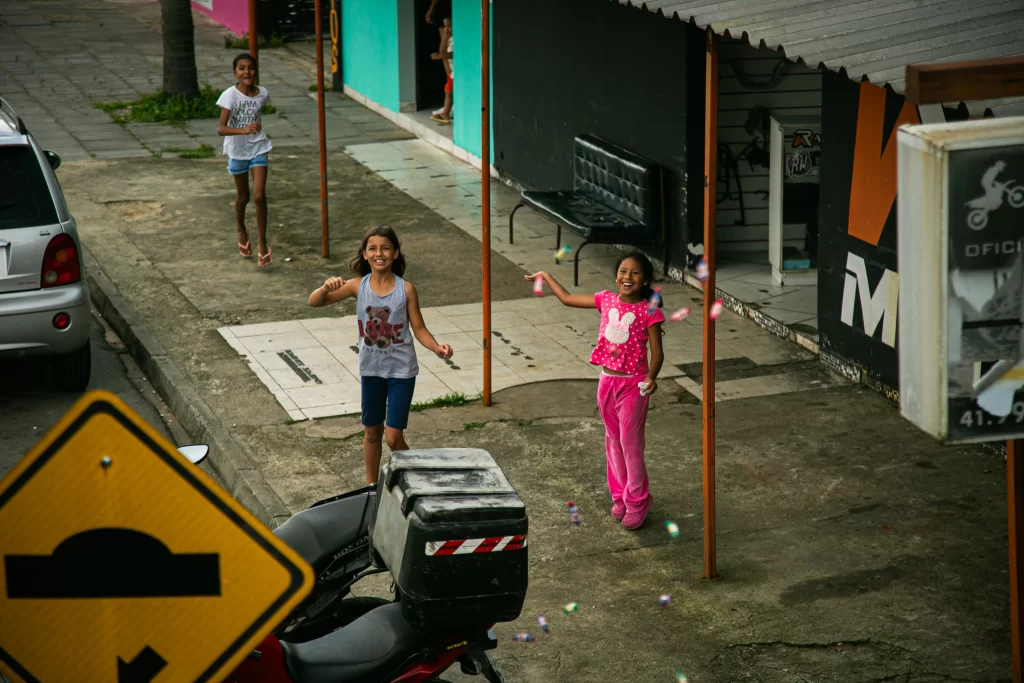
{"left": 0, "top": 0, "right": 411, "bottom": 161}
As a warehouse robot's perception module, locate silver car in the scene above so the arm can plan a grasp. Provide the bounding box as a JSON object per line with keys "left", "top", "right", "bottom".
{"left": 0, "top": 97, "right": 91, "bottom": 391}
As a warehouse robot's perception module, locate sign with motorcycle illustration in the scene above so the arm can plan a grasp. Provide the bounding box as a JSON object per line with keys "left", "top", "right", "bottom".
{"left": 897, "top": 117, "right": 1024, "bottom": 444}
{"left": 0, "top": 391, "right": 313, "bottom": 683}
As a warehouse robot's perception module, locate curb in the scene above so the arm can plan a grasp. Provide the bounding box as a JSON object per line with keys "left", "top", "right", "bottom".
{"left": 84, "top": 251, "right": 292, "bottom": 529}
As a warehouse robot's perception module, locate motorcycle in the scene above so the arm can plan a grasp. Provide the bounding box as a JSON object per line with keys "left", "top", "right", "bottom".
{"left": 965, "top": 179, "right": 1024, "bottom": 230}
{"left": 180, "top": 445, "right": 386, "bottom": 644}
{"left": 178, "top": 446, "right": 508, "bottom": 683}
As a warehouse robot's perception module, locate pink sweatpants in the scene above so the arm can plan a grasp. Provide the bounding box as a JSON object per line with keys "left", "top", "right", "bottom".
{"left": 597, "top": 372, "right": 650, "bottom": 513}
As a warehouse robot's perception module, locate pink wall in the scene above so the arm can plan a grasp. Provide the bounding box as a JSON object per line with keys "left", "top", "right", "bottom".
{"left": 191, "top": 0, "right": 249, "bottom": 36}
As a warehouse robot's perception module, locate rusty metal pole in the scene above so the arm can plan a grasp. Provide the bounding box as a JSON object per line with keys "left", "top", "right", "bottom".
{"left": 314, "top": 0, "right": 329, "bottom": 257}
{"left": 1010, "top": 440, "right": 1024, "bottom": 681}
{"left": 701, "top": 27, "right": 719, "bottom": 581}
{"left": 481, "top": 0, "right": 492, "bottom": 406}
{"left": 248, "top": 0, "right": 258, "bottom": 81}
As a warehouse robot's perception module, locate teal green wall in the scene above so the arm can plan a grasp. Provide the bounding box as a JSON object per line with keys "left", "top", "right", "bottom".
{"left": 342, "top": 0, "right": 400, "bottom": 112}
{"left": 452, "top": 0, "right": 493, "bottom": 162}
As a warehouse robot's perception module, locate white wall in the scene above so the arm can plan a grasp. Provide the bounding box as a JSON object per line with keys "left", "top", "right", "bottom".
{"left": 716, "top": 38, "right": 822, "bottom": 253}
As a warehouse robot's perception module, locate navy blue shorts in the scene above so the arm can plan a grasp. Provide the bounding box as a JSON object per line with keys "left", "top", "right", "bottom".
{"left": 361, "top": 376, "right": 417, "bottom": 429}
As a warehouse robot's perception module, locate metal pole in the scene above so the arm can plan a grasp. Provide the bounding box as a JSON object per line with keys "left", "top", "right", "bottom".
{"left": 481, "top": 0, "right": 492, "bottom": 406}
{"left": 248, "top": 0, "right": 258, "bottom": 81}
{"left": 314, "top": 0, "right": 329, "bottom": 258}
{"left": 701, "top": 27, "right": 719, "bottom": 581}
{"left": 1010, "top": 440, "right": 1024, "bottom": 682}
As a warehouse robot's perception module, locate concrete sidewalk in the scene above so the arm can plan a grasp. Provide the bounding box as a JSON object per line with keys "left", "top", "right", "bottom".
{"left": 0, "top": 0, "right": 394, "bottom": 161}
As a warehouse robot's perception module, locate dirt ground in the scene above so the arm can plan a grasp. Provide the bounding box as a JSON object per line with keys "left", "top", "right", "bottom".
{"left": 64, "top": 148, "right": 1014, "bottom": 681}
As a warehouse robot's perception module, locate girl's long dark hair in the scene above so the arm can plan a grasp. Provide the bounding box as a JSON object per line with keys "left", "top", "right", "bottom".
{"left": 616, "top": 251, "right": 662, "bottom": 307}
{"left": 348, "top": 225, "right": 407, "bottom": 277}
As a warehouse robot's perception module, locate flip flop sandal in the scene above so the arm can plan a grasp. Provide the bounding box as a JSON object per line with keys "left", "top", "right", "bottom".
{"left": 258, "top": 249, "right": 273, "bottom": 267}
{"left": 238, "top": 240, "right": 252, "bottom": 257}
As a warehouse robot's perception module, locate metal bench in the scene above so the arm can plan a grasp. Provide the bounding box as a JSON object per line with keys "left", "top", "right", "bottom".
{"left": 508, "top": 134, "right": 666, "bottom": 285}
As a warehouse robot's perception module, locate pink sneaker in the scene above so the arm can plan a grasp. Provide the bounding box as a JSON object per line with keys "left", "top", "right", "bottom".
{"left": 621, "top": 495, "right": 653, "bottom": 530}
{"left": 610, "top": 501, "right": 626, "bottom": 521}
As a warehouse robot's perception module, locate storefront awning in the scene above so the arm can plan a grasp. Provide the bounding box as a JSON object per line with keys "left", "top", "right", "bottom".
{"left": 618, "top": 0, "right": 1024, "bottom": 117}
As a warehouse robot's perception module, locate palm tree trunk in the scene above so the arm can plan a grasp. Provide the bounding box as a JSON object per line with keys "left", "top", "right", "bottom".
{"left": 161, "top": 0, "right": 200, "bottom": 98}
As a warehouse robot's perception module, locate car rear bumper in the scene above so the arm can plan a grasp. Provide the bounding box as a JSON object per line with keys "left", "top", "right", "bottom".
{"left": 0, "top": 283, "right": 91, "bottom": 359}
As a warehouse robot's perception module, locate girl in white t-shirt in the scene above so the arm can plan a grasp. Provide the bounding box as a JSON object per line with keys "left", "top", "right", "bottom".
{"left": 217, "top": 53, "right": 274, "bottom": 266}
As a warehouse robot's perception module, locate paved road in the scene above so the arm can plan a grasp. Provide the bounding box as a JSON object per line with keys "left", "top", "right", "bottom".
{"left": 0, "top": 315, "right": 198, "bottom": 479}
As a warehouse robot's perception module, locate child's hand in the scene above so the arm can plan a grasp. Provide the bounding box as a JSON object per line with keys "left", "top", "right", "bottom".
{"left": 247, "top": 122, "right": 261, "bottom": 133}
{"left": 431, "top": 52, "right": 442, "bottom": 60}
{"left": 639, "top": 377, "right": 658, "bottom": 396}
{"left": 524, "top": 272, "right": 546, "bottom": 282}
{"left": 322, "top": 276, "right": 346, "bottom": 292}
{"left": 435, "top": 344, "right": 453, "bottom": 359}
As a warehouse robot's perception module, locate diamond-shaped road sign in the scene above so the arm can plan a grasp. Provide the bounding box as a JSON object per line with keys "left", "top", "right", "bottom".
{"left": 0, "top": 390, "right": 314, "bottom": 682}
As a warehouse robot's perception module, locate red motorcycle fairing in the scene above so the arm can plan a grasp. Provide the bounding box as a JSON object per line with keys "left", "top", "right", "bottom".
{"left": 222, "top": 631, "right": 481, "bottom": 683}
{"left": 222, "top": 635, "right": 291, "bottom": 683}
{"left": 389, "top": 643, "right": 468, "bottom": 683}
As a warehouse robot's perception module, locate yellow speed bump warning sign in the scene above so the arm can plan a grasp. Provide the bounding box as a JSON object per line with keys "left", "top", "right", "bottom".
{"left": 0, "top": 390, "right": 314, "bottom": 683}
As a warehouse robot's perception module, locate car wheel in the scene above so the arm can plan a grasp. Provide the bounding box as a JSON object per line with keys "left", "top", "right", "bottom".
{"left": 52, "top": 344, "right": 91, "bottom": 392}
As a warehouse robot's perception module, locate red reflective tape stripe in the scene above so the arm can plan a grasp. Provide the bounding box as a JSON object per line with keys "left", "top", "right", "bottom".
{"left": 503, "top": 535, "right": 526, "bottom": 550}
{"left": 473, "top": 537, "right": 504, "bottom": 553}
{"left": 434, "top": 539, "right": 464, "bottom": 556}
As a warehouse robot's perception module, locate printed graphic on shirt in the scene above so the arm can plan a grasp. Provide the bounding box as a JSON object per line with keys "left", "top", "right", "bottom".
{"left": 228, "top": 95, "right": 262, "bottom": 129}
{"left": 603, "top": 308, "right": 635, "bottom": 345}
{"left": 358, "top": 305, "right": 406, "bottom": 350}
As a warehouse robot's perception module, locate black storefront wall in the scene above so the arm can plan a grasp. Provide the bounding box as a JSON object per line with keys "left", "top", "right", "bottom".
{"left": 492, "top": 0, "right": 706, "bottom": 270}
{"left": 817, "top": 71, "right": 969, "bottom": 389}
{"left": 818, "top": 72, "right": 900, "bottom": 387}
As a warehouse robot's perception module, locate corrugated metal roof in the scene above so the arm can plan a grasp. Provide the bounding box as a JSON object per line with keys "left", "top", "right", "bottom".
{"left": 617, "top": 0, "right": 1024, "bottom": 117}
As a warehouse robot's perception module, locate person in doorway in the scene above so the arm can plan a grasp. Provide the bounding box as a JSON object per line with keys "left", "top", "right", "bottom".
{"left": 524, "top": 253, "right": 665, "bottom": 530}
{"left": 217, "top": 52, "right": 273, "bottom": 266}
{"left": 431, "top": 18, "right": 454, "bottom": 124}
{"left": 306, "top": 225, "right": 454, "bottom": 484}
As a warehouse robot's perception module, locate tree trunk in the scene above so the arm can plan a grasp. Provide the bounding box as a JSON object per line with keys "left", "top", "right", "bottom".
{"left": 161, "top": 0, "right": 200, "bottom": 98}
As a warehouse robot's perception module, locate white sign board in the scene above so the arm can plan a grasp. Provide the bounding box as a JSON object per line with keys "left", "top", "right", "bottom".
{"left": 898, "top": 116, "right": 1024, "bottom": 444}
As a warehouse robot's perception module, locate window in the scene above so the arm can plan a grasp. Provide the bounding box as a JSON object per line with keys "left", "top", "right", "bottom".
{"left": 0, "top": 145, "right": 58, "bottom": 229}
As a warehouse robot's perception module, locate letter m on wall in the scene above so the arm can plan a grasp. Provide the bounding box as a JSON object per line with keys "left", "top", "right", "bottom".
{"left": 841, "top": 253, "right": 898, "bottom": 348}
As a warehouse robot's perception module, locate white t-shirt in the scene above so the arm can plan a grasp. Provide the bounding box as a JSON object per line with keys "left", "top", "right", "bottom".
{"left": 216, "top": 85, "right": 273, "bottom": 160}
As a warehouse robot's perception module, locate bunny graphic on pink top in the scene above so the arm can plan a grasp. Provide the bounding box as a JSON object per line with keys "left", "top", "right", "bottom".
{"left": 603, "top": 308, "right": 635, "bottom": 345}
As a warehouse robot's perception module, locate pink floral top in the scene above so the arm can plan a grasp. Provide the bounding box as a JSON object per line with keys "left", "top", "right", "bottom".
{"left": 589, "top": 290, "right": 664, "bottom": 376}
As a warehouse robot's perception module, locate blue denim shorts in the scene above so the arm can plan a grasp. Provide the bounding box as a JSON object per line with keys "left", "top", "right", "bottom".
{"left": 227, "top": 153, "right": 268, "bottom": 175}
{"left": 361, "top": 376, "right": 417, "bottom": 430}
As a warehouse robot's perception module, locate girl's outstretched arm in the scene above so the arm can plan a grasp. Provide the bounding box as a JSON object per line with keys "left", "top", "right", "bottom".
{"left": 308, "top": 276, "right": 358, "bottom": 307}
{"left": 406, "top": 282, "right": 453, "bottom": 358}
{"left": 524, "top": 272, "right": 596, "bottom": 309}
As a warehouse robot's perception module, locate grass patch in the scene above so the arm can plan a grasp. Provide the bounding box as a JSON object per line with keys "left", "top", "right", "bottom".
{"left": 162, "top": 143, "right": 215, "bottom": 159}
{"left": 463, "top": 422, "right": 486, "bottom": 431}
{"left": 96, "top": 84, "right": 221, "bottom": 124}
{"left": 224, "top": 33, "right": 284, "bottom": 50}
{"left": 308, "top": 83, "right": 333, "bottom": 92}
{"left": 410, "top": 392, "right": 471, "bottom": 412}
{"left": 96, "top": 84, "right": 276, "bottom": 124}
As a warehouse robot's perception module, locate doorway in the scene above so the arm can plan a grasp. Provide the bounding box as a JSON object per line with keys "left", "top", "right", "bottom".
{"left": 414, "top": 0, "right": 448, "bottom": 112}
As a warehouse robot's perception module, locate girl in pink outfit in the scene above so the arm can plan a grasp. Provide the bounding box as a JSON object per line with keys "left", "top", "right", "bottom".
{"left": 526, "top": 252, "right": 664, "bottom": 529}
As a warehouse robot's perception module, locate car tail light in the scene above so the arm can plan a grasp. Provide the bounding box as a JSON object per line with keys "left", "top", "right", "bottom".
{"left": 53, "top": 312, "right": 71, "bottom": 329}
{"left": 41, "top": 233, "right": 81, "bottom": 288}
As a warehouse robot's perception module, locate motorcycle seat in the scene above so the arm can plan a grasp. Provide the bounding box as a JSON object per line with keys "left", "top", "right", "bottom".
{"left": 280, "top": 602, "right": 433, "bottom": 683}
{"left": 274, "top": 492, "right": 374, "bottom": 573}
